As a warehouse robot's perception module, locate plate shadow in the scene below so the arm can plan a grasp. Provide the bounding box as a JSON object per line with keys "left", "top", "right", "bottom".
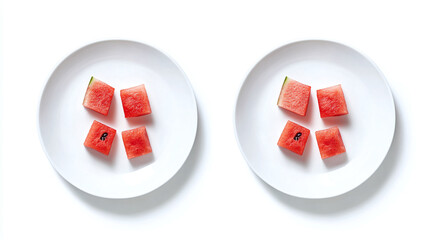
{"left": 323, "top": 152, "right": 348, "bottom": 170}
{"left": 126, "top": 114, "right": 154, "bottom": 128}
{"left": 322, "top": 114, "right": 350, "bottom": 127}
{"left": 85, "top": 145, "right": 115, "bottom": 167}
{"left": 130, "top": 152, "right": 155, "bottom": 169}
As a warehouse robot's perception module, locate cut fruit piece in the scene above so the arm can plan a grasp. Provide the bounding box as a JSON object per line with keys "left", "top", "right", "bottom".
{"left": 82, "top": 77, "right": 115, "bottom": 116}
{"left": 84, "top": 120, "right": 116, "bottom": 155}
{"left": 120, "top": 84, "right": 151, "bottom": 118}
{"left": 277, "top": 77, "right": 311, "bottom": 116}
{"left": 315, "top": 126, "right": 346, "bottom": 159}
{"left": 122, "top": 126, "right": 152, "bottom": 159}
{"left": 277, "top": 120, "right": 310, "bottom": 155}
{"left": 316, "top": 84, "right": 348, "bottom": 118}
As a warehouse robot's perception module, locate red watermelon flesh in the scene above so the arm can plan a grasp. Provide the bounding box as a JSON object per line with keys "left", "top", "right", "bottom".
{"left": 122, "top": 126, "right": 152, "bottom": 159}
{"left": 277, "top": 77, "right": 311, "bottom": 116}
{"left": 315, "top": 127, "right": 346, "bottom": 159}
{"left": 120, "top": 84, "right": 151, "bottom": 118}
{"left": 84, "top": 120, "right": 116, "bottom": 155}
{"left": 83, "top": 77, "right": 115, "bottom": 116}
{"left": 316, "top": 84, "right": 348, "bottom": 118}
{"left": 278, "top": 120, "right": 310, "bottom": 155}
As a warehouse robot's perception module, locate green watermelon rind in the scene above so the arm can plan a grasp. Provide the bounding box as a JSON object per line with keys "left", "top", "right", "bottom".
{"left": 88, "top": 76, "right": 94, "bottom": 87}
{"left": 83, "top": 76, "right": 95, "bottom": 104}
{"left": 277, "top": 76, "right": 288, "bottom": 105}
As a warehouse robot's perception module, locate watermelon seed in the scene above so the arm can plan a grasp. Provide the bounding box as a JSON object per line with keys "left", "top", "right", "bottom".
{"left": 100, "top": 132, "right": 108, "bottom": 141}
{"left": 294, "top": 132, "right": 302, "bottom": 141}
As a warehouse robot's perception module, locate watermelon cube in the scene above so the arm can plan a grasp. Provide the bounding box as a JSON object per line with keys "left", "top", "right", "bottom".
{"left": 84, "top": 120, "right": 116, "bottom": 155}
{"left": 277, "top": 77, "right": 311, "bottom": 116}
{"left": 315, "top": 127, "right": 346, "bottom": 159}
{"left": 120, "top": 84, "right": 151, "bottom": 118}
{"left": 122, "top": 126, "right": 152, "bottom": 159}
{"left": 316, "top": 84, "right": 348, "bottom": 118}
{"left": 278, "top": 120, "right": 310, "bottom": 155}
{"left": 83, "top": 77, "right": 115, "bottom": 116}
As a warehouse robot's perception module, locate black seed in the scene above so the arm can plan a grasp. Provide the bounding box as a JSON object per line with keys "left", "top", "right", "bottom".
{"left": 294, "top": 132, "right": 302, "bottom": 141}
{"left": 100, "top": 132, "right": 108, "bottom": 141}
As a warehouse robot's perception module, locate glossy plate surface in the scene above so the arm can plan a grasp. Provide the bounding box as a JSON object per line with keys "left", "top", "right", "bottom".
{"left": 235, "top": 40, "right": 395, "bottom": 198}
{"left": 39, "top": 40, "right": 198, "bottom": 198}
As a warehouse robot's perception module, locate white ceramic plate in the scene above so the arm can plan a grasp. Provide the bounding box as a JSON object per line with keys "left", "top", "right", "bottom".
{"left": 235, "top": 40, "right": 395, "bottom": 199}
{"left": 39, "top": 40, "right": 197, "bottom": 199}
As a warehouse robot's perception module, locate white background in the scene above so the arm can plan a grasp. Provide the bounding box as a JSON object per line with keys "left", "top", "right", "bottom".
{"left": 1, "top": 0, "right": 428, "bottom": 239}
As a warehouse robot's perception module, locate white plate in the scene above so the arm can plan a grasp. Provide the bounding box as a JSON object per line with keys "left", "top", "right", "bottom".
{"left": 39, "top": 40, "right": 197, "bottom": 199}
{"left": 234, "top": 40, "right": 395, "bottom": 199}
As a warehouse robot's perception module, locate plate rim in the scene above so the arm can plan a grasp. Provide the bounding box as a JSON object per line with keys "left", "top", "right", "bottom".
{"left": 37, "top": 39, "right": 198, "bottom": 199}
{"left": 233, "top": 39, "right": 396, "bottom": 199}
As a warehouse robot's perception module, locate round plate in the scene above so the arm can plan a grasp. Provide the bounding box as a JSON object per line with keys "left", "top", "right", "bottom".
{"left": 234, "top": 40, "right": 395, "bottom": 199}
{"left": 39, "top": 40, "right": 197, "bottom": 199}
